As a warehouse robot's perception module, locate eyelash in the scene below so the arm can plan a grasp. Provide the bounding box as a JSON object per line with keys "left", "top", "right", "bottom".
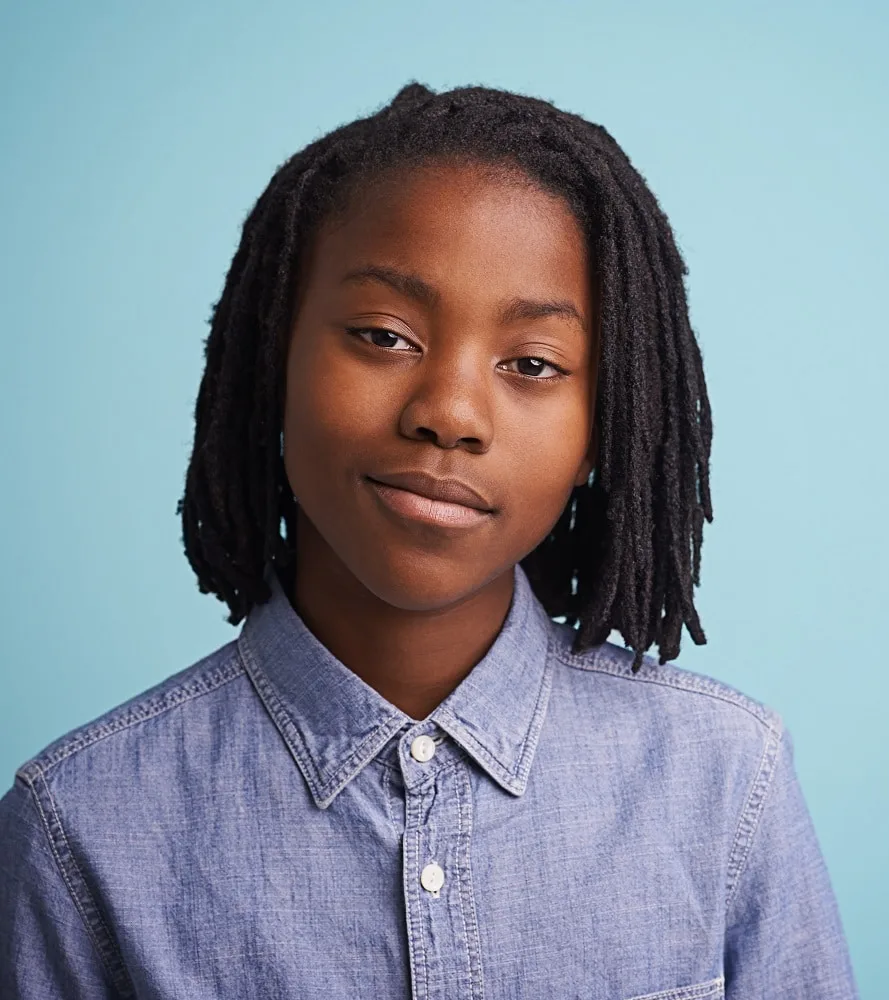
{"left": 344, "top": 326, "right": 571, "bottom": 381}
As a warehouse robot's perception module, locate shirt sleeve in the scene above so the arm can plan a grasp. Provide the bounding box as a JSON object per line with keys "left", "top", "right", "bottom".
{"left": 0, "top": 775, "right": 119, "bottom": 1000}
{"left": 724, "top": 724, "right": 859, "bottom": 998}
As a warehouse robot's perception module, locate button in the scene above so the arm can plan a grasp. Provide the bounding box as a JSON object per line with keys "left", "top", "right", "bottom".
{"left": 421, "top": 862, "right": 444, "bottom": 894}
{"left": 410, "top": 735, "right": 436, "bottom": 762}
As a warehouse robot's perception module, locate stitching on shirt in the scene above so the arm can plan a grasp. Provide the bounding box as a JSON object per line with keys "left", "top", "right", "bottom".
{"left": 382, "top": 763, "right": 398, "bottom": 832}
{"left": 434, "top": 707, "right": 516, "bottom": 788}
{"left": 412, "top": 795, "right": 430, "bottom": 999}
{"left": 237, "top": 637, "right": 405, "bottom": 806}
{"left": 456, "top": 764, "right": 485, "bottom": 1000}
{"left": 382, "top": 764, "right": 391, "bottom": 825}
{"left": 322, "top": 717, "right": 410, "bottom": 802}
{"left": 401, "top": 790, "right": 419, "bottom": 998}
{"left": 513, "top": 629, "right": 556, "bottom": 787}
{"left": 561, "top": 640, "right": 788, "bottom": 925}
{"left": 376, "top": 754, "right": 401, "bottom": 774}
{"left": 402, "top": 747, "right": 475, "bottom": 807}
{"left": 559, "top": 643, "right": 780, "bottom": 731}
{"left": 724, "top": 722, "right": 784, "bottom": 913}
{"left": 15, "top": 652, "right": 246, "bottom": 780}
{"left": 625, "top": 975, "right": 725, "bottom": 1000}
{"left": 442, "top": 574, "right": 539, "bottom": 788}
{"left": 21, "top": 768, "right": 136, "bottom": 998}
{"left": 433, "top": 628, "right": 556, "bottom": 794}
{"left": 430, "top": 570, "right": 541, "bottom": 789}
{"left": 236, "top": 638, "right": 324, "bottom": 798}
{"left": 453, "top": 767, "right": 472, "bottom": 995}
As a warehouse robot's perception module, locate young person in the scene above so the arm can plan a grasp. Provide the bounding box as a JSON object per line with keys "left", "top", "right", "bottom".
{"left": 0, "top": 82, "right": 858, "bottom": 998}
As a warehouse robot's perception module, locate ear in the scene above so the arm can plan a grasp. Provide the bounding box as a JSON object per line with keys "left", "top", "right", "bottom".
{"left": 573, "top": 422, "right": 599, "bottom": 488}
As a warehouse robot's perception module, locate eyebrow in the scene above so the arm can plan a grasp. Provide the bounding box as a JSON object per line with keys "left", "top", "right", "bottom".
{"left": 341, "top": 264, "right": 587, "bottom": 333}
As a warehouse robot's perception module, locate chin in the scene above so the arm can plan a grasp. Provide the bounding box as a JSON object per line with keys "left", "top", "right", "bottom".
{"left": 354, "top": 550, "right": 498, "bottom": 612}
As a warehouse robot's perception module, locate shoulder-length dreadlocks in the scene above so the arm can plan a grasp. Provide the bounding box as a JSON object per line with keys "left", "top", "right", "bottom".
{"left": 177, "top": 81, "right": 713, "bottom": 674}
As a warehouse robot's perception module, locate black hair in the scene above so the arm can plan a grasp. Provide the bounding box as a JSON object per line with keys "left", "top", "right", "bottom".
{"left": 176, "top": 81, "right": 713, "bottom": 673}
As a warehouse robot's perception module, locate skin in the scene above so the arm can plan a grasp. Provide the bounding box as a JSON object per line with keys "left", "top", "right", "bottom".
{"left": 282, "top": 159, "right": 600, "bottom": 720}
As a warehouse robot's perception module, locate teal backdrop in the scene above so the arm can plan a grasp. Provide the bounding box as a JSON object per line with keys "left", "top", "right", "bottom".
{"left": 1, "top": 1, "right": 886, "bottom": 993}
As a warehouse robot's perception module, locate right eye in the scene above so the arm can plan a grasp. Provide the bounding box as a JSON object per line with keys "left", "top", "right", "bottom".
{"left": 345, "top": 326, "right": 418, "bottom": 352}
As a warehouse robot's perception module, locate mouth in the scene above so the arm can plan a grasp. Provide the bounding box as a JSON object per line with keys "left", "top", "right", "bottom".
{"left": 365, "top": 477, "right": 494, "bottom": 530}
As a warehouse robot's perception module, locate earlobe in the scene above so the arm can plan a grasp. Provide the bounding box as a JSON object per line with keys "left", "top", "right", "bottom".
{"left": 574, "top": 461, "right": 593, "bottom": 488}
{"left": 574, "top": 423, "right": 599, "bottom": 487}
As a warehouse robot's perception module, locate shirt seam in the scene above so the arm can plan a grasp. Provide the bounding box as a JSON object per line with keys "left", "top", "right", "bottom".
{"left": 558, "top": 645, "right": 779, "bottom": 730}
{"left": 723, "top": 720, "right": 785, "bottom": 914}
{"left": 515, "top": 627, "right": 556, "bottom": 787}
{"left": 433, "top": 627, "right": 555, "bottom": 792}
{"left": 18, "top": 768, "right": 134, "bottom": 998}
{"left": 626, "top": 975, "right": 726, "bottom": 1000}
{"left": 237, "top": 633, "right": 408, "bottom": 806}
{"left": 445, "top": 575, "right": 541, "bottom": 784}
{"left": 408, "top": 746, "right": 480, "bottom": 792}
{"left": 559, "top": 642, "right": 788, "bottom": 922}
{"left": 456, "top": 763, "right": 486, "bottom": 1000}
{"left": 15, "top": 655, "right": 245, "bottom": 781}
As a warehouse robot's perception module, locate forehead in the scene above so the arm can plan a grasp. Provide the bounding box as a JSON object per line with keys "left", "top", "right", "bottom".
{"left": 303, "top": 161, "right": 591, "bottom": 312}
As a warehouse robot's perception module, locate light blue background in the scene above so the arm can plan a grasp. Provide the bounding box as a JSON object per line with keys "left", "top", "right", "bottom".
{"left": 1, "top": 1, "right": 885, "bottom": 993}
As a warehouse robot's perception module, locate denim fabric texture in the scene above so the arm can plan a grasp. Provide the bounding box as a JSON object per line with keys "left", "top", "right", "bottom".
{"left": 0, "top": 561, "right": 858, "bottom": 998}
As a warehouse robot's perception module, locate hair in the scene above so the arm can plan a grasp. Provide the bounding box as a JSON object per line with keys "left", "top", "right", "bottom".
{"left": 177, "top": 81, "right": 713, "bottom": 673}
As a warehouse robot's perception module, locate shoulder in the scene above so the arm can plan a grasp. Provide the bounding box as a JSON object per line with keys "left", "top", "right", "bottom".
{"left": 0, "top": 642, "right": 253, "bottom": 999}
{"left": 558, "top": 631, "right": 780, "bottom": 728}
{"left": 551, "top": 626, "right": 782, "bottom": 731}
{"left": 546, "top": 630, "right": 789, "bottom": 883}
{"left": 546, "top": 626, "right": 786, "bottom": 782}
{"left": 11, "top": 638, "right": 248, "bottom": 788}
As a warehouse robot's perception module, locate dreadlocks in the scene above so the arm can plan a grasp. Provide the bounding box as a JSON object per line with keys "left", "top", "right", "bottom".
{"left": 176, "top": 81, "right": 713, "bottom": 674}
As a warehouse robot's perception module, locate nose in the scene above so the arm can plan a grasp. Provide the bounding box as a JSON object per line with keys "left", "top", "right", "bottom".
{"left": 397, "top": 347, "right": 494, "bottom": 451}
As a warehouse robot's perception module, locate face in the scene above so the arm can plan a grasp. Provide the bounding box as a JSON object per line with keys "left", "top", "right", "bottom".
{"left": 283, "top": 160, "right": 599, "bottom": 612}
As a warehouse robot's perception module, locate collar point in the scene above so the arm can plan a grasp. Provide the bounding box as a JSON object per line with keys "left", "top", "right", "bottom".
{"left": 500, "top": 772, "right": 530, "bottom": 798}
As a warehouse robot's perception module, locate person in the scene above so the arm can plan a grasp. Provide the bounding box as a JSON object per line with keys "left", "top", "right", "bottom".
{"left": 0, "top": 82, "right": 859, "bottom": 999}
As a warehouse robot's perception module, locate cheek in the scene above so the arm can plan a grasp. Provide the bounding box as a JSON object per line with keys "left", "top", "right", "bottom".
{"left": 282, "top": 345, "right": 386, "bottom": 490}
{"left": 500, "top": 399, "right": 591, "bottom": 527}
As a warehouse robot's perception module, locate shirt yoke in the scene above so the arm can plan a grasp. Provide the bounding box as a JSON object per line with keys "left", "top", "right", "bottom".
{"left": 14, "top": 641, "right": 245, "bottom": 784}
{"left": 15, "top": 630, "right": 785, "bottom": 788}
{"left": 553, "top": 629, "right": 784, "bottom": 737}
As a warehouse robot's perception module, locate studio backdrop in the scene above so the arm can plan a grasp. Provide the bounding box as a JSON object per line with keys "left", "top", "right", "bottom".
{"left": 1, "top": 2, "right": 885, "bottom": 995}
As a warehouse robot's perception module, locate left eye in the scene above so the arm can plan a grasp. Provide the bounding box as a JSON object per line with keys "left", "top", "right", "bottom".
{"left": 508, "top": 357, "right": 565, "bottom": 379}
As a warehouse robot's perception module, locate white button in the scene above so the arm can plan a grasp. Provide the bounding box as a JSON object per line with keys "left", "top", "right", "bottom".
{"left": 410, "top": 735, "right": 436, "bottom": 762}
{"left": 421, "top": 862, "right": 445, "bottom": 893}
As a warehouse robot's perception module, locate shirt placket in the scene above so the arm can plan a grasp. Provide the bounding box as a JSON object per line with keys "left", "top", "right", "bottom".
{"left": 399, "top": 724, "right": 485, "bottom": 1000}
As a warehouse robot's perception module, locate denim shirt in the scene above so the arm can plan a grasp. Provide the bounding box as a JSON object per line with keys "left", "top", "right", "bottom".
{"left": 0, "top": 561, "right": 858, "bottom": 999}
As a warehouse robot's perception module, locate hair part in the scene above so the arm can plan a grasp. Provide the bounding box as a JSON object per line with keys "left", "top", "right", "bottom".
{"left": 177, "top": 81, "right": 714, "bottom": 673}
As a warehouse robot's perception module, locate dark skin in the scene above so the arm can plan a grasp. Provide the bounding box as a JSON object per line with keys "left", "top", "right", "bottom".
{"left": 283, "top": 160, "right": 600, "bottom": 721}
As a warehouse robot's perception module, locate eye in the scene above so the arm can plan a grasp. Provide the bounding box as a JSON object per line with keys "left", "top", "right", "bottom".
{"left": 501, "top": 356, "right": 569, "bottom": 380}
{"left": 346, "top": 326, "right": 416, "bottom": 351}
{"left": 345, "top": 326, "right": 569, "bottom": 381}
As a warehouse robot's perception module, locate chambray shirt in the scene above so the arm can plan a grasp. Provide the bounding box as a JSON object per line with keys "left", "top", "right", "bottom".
{"left": 0, "top": 561, "right": 858, "bottom": 999}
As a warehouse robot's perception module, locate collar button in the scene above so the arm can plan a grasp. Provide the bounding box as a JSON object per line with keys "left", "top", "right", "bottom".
{"left": 410, "top": 734, "right": 436, "bottom": 762}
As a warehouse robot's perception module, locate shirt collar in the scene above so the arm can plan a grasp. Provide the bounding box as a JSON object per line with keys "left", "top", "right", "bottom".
{"left": 237, "top": 560, "right": 557, "bottom": 809}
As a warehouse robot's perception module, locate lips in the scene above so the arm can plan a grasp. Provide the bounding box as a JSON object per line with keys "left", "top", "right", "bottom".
{"left": 365, "top": 470, "right": 494, "bottom": 512}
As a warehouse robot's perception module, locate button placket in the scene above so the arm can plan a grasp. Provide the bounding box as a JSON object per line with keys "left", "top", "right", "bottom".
{"left": 407, "top": 732, "right": 445, "bottom": 899}
{"left": 400, "top": 734, "right": 484, "bottom": 999}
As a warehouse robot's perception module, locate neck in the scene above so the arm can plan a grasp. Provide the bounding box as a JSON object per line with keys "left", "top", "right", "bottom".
{"left": 287, "top": 511, "right": 515, "bottom": 721}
